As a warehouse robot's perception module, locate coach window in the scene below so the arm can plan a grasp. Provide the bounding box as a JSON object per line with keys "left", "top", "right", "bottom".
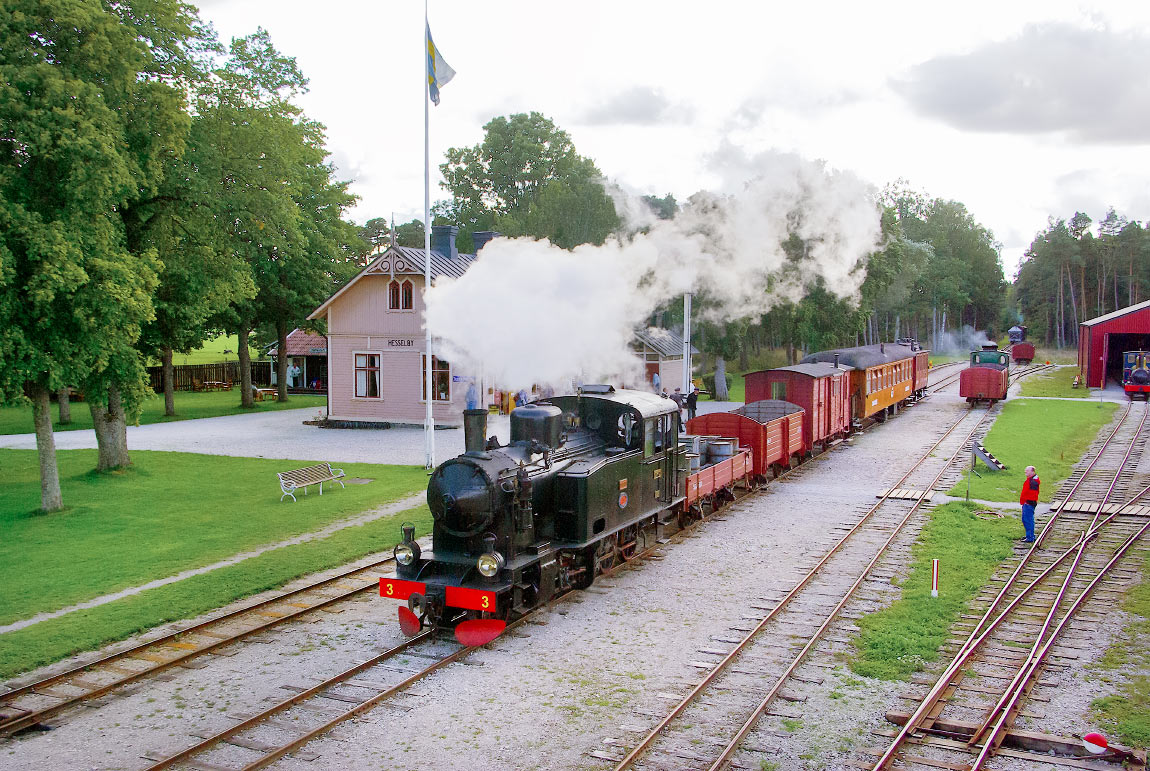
{"left": 771, "top": 381, "right": 786, "bottom": 400}
{"left": 420, "top": 355, "right": 451, "bottom": 402}
{"left": 354, "top": 353, "right": 381, "bottom": 398}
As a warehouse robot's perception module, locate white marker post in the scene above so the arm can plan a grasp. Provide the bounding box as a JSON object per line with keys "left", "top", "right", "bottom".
{"left": 931, "top": 559, "right": 939, "bottom": 598}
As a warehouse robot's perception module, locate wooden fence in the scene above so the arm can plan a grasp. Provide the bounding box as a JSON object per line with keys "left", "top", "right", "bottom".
{"left": 147, "top": 361, "right": 272, "bottom": 392}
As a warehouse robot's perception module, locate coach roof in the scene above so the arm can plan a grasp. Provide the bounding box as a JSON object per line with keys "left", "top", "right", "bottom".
{"left": 802, "top": 343, "right": 918, "bottom": 369}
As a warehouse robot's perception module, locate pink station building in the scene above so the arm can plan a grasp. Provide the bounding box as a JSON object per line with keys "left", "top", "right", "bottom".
{"left": 308, "top": 226, "right": 694, "bottom": 427}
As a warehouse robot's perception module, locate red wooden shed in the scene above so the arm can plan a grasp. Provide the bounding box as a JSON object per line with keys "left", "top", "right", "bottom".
{"left": 1078, "top": 300, "right": 1150, "bottom": 388}
{"left": 743, "top": 363, "right": 852, "bottom": 451}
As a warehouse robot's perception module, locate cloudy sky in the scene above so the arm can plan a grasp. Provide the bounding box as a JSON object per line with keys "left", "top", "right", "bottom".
{"left": 194, "top": 0, "right": 1150, "bottom": 278}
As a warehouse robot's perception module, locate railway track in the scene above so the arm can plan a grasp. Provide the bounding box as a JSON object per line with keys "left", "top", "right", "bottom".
{"left": 607, "top": 400, "right": 999, "bottom": 770}
{"left": 867, "top": 401, "right": 1150, "bottom": 770}
{"left": 0, "top": 555, "right": 401, "bottom": 737}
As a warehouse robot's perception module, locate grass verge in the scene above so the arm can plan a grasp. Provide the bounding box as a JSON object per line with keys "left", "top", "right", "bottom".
{"left": 0, "top": 505, "right": 431, "bottom": 680}
{"left": 1019, "top": 366, "right": 1087, "bottom": 398}
{"left": 1091, "top": 552, "right": 1150, "bottom": 746}
{"left": 0, "top": 449, "right": 427, "bottom": 625}
{"left": 0, "top": 389, "right": 326, "bottom": 435}
{"left": 946, "top": 399, "right": 1118, "bottom": 503}
{"left": 849, "top": 502, "right": 1020, "bottom": 680}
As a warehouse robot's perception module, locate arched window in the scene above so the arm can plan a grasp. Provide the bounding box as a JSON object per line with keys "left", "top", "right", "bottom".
{"left": 401, "top": 280, "right": 414, "bottom": 310}
{"left": 388, "top": 280, "right": 400, "bottom": 310}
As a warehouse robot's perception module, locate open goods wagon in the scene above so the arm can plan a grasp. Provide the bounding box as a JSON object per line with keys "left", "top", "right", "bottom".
{"left": 686, "top": 399, "right": 804, "bottom": 479}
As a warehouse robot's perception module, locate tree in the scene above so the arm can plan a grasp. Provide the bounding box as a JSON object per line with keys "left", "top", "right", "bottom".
{"left": 0, "top": 0, "right": 203, "bottom": 502}
{"left": 439, "top": 112, "right": 618, "bottom": 247}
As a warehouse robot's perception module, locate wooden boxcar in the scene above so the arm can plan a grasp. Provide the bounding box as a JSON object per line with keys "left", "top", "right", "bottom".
{"left": 743, "top": 363, "right": 851, "bottom": 451}
{"left": 802, "top": 343, "right": 922, "bottom": 420}
{"left": 911, "top": 348, "right": 931, "bottom": 395}
{"left": 1010, "top": 342, "right": 1035, "bottom": 365}
{"left": 685, "top": 400, "right": 804, "bottom": 478}
{"left": 959, "top": 348, "right": 1010, "bottom": 403}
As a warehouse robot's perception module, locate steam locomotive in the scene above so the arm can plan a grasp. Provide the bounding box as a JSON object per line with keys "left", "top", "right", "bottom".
{"left": 1122, "top": 351, "right": 1150, "bottom": 400}
{"left": 383, "top": 386, "right": 687, "bottom": 645}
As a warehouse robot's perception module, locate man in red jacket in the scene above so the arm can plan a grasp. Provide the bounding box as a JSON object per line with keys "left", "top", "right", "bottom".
{"left": 1020, "top": 465, "right": 1040, "bottom": 543}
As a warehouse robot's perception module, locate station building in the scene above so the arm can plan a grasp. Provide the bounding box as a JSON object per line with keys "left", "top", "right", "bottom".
{"left": 308, "top": 226, "right": 691, "bottom": 426}
{"left": 1078, "top": 300, "right": 1150, "bottom": 388}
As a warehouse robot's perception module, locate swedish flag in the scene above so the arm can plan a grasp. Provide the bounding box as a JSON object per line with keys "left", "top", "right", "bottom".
{"left": 426, "top": 24, "right": 455, "bottom": 106}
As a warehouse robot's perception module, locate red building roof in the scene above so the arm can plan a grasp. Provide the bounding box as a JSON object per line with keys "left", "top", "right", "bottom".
{"left": 268, "top": 329, "right": 327, "bottom": 357}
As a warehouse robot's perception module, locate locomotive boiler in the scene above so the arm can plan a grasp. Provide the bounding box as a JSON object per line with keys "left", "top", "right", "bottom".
{"left": 383, "top": 386, "right": 684, "bottom": 645}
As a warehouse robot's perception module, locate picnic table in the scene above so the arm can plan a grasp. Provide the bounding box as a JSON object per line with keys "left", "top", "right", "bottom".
{"left": 254, "top": 387, "right": 277, "bottom": 401}
{"left": 203, "top": 380, "right": 231, "bottom": 391}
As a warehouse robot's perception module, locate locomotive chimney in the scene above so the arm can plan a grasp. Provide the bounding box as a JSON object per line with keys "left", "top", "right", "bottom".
{"left": 463, "top": 408, "right": 487, "bottom": 454}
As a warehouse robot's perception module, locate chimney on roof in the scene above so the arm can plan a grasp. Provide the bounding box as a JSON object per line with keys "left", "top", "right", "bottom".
{"left": 833, "top": 353, "right": 839, "bottom": 368}
{"left": 472, "top": 231, "right": 502, "bottom": 252}
{"left": 431, "top": 225, "right": 458, "bottom": 260}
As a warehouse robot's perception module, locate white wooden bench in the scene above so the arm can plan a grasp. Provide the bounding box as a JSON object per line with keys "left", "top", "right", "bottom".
{"left": 277, "top": 462, "right": 346, "bottom": 502}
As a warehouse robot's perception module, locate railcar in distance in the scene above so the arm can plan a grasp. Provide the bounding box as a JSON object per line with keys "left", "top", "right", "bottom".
{"left": 1008, "top": 325, "right": 1035, "bottom": 365}
{"left": 1122, "top": 351, "right": 1150, "bottom": 400}
{"left": 959, "top": 345, "right": 1010, "bottom": 404}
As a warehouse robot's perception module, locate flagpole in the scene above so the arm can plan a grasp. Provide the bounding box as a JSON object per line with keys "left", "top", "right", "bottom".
{"left": 423, "top": 0, "right": 435, "bottom": 470}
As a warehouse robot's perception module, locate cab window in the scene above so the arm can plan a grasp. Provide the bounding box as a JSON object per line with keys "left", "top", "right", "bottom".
{"left": 644, "top": 418, "right": 656, "bottom": 457}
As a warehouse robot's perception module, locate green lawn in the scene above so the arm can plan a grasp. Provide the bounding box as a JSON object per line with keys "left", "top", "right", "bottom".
{"left": 947, "top": 399, "right": 1119, "bottom": 503}
{"left": 0, "top": 504, "right": 432, "bottom": 679}
{"left": 0, "top": 390, "right": 326, "bottom": 435}
{"left": 0, "top": 449, "right": 427, "bottom": 626}
{"left": 1019, "top": 366, "right": 1087, "bottom": 398}
{"left": 850, "top": 502, "right": 1019, "bottom": 680}
{"left": 168, "top": 334, "right": 261, "bottom": 366}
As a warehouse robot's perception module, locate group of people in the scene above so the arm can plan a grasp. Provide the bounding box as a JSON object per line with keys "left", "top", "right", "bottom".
{"left": 663, "top": 384, "right": 699, "bottom": 421}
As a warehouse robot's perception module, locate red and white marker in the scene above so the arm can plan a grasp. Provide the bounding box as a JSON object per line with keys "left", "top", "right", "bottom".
{"left": 1083, "top": 732, "right": 1108, "bottom": 754}
{"left": 931, "top": 559, "right": 939, "bottom": 598}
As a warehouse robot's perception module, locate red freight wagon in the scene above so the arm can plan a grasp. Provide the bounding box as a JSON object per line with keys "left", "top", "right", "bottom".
{"left": 744, "top": 363, "right": 852, "bottom": 452}
{"left": 959, "top": 348, "right": 1010, "bottom": 403}
{"left": 686, "top": 400, "right": 805, "bottom": 478}
{"left": 1010, "top": 342, "right": 1035, "bottom": 365}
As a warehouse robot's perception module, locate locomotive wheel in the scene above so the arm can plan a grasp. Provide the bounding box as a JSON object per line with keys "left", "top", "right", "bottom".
{"left": 618, "top": 524, "right": 639, "bottom": 562}
{"left": 594, "top": 537, "right": 616, "bottom": 573}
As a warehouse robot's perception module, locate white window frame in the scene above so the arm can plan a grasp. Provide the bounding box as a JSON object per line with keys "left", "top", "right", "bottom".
{"left": 420, "top": 353, "right": 452, "bottom": 403}
{"left": 353, "top": 350, "right": 382, "bottom": 399}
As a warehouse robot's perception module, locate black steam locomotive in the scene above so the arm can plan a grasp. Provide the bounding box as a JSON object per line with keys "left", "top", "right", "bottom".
{"left": 382, "top": 386, "right": 685, "bottom": 645}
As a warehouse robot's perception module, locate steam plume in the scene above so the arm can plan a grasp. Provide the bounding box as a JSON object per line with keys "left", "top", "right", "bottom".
{"left": 424, "top": 150, "right": 882, "bottom": 389}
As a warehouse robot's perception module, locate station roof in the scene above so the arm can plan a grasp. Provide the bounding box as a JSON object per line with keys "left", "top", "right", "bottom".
{"left": 267, "top": 329, "right": 327, "bottom": 357}
{"left": 634, "top": 327, "right": 700, "bottom": 358}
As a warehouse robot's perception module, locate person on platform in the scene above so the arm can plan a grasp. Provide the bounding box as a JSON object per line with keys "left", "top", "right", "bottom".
{"left": 652, "top": 371, "right": 661, "bottom": 393}
{"left": 466, "top": 381, "right": 479, "bottom": 411}
{"left": 686, "top": 386, "right": 699, "bottom": 421}
{"left": 1019, "top": 465, "right": 1040, "bottom": 544}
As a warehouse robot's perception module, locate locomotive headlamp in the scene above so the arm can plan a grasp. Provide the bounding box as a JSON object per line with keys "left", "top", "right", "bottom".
{"left": 394, "top": 522, "right": 420, "bottom": 566}
{"left": 477, "top": 551, "right": 504, "bottom": 578}
{"left": 477, "top": 534, "right": 504, "bottom": 578}
{"left": 394, "top": 542, "right": 418, "bottom": 566}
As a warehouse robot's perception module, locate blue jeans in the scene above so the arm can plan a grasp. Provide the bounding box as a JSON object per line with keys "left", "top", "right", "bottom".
{"left": 1021, "top": 502, "right": 1036, "bottom": 541}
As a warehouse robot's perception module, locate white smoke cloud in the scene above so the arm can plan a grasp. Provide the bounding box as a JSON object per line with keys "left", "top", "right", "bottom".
{"left": 934, "top": 325, "right": 995, "bottom": 355}
{"left": 424, "top": 150, "right": 882, "bottom": 390}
